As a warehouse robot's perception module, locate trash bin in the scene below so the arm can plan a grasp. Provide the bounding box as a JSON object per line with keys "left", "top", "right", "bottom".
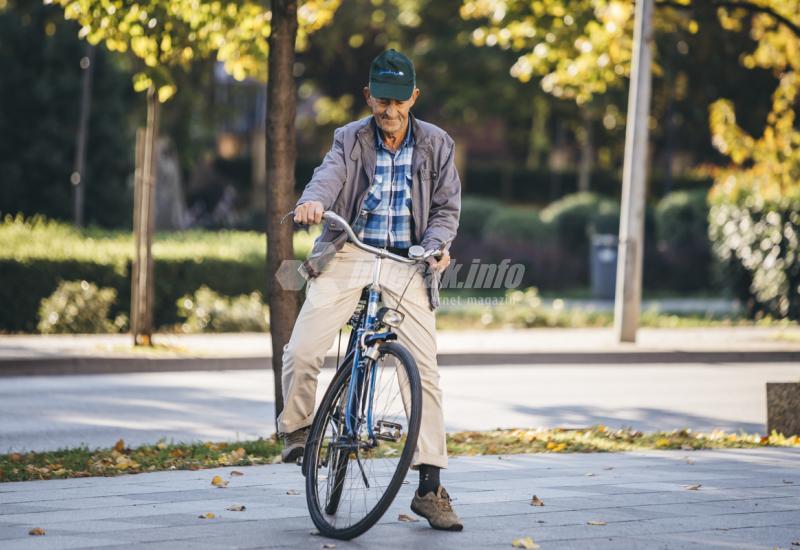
{"left": 590, "top": 234, "right": 618, "bottom": 299}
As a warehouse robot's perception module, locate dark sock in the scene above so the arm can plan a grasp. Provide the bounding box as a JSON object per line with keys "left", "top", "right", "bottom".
{"left": 418, "top": 464, "right": 440, "bottom": 496}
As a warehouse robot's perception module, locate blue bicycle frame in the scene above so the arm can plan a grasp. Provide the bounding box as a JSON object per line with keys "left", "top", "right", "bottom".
{"left": 342, "top": 266, "right": 396, "bottom": 441}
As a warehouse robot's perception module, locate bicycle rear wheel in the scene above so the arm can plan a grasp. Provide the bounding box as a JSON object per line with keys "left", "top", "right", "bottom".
{"left": 305, "top": 342, "right": 422, "bottom": 540}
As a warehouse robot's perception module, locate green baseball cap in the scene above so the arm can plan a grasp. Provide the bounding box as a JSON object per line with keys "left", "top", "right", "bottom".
{"left": 369, "top": 49, "right": 416, "bottom": 101}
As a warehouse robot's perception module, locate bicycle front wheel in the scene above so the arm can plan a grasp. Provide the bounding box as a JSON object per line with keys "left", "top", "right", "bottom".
{"left": 305, "top": 342, "right": 422, "bottom": 540}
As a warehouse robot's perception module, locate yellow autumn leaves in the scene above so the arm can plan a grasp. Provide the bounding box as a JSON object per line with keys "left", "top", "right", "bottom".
{"left": 50, "top": 0, "right": 342, "bottom": 101}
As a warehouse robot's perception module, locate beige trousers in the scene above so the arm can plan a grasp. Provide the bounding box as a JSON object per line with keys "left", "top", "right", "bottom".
{"left": 277, "top": 242, "right": 448, "bottom": 469}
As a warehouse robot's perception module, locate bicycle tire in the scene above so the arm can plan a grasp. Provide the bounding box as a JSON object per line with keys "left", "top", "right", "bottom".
{"left": 305, "top": 342, "right": 422, "bottom": 540}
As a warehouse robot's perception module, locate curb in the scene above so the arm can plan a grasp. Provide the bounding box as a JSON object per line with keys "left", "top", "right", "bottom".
{"left": 2, "top": 349, "right": 799, "bottom": 376}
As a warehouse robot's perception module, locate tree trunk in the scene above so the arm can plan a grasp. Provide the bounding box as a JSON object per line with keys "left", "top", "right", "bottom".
{"left": 266, "top": 0, "right": 300, "bottom": 433}
{"left": 131, "top": 86, "right": 159, "bottom": 347}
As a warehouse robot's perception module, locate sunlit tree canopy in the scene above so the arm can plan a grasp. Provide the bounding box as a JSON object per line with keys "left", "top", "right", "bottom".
{"left": 48, "top": 0, "right": 341, "bottom": 101}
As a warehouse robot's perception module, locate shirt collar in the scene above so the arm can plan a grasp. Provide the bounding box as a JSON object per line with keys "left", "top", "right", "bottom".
{"left": 373, "top": 116, "right": 415, "bottom": 152}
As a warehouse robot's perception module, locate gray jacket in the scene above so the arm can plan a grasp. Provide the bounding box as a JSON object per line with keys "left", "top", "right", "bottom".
{"left": 296, "top": 114, "right": 461, "bottom": 310}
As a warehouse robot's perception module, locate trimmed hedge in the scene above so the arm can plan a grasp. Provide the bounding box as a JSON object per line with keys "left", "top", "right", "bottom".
{"left": 462, "top": 164, "right": 713, "bottom": 204}
{"left": 0, "top": 215, "right": 316, "bottom": 332}
{"left": 452, "top": 190, "right": 713, "bottom": 292}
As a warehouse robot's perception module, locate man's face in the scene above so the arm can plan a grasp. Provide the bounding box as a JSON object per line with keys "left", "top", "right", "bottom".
{"left": 363, "top": 87, "right": 420, "bottom": 134}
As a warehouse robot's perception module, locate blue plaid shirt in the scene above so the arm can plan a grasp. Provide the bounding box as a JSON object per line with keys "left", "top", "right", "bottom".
{"left": 355, "top": 120, "right": 415, "bottom": 248}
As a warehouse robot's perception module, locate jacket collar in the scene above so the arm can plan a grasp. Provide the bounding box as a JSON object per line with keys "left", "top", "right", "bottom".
{"left": 351, "top": 114, "right": 432, "bottom": 176}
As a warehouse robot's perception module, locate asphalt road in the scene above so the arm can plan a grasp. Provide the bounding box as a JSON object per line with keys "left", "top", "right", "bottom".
{"left": 2, "top": 361, "right": 799, "bottom": 453}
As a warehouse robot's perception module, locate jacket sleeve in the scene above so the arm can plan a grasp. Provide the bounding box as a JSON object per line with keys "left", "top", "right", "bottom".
{"left": 296, "top": 127, "right": 346, "bottom": 209}
{"left": 420, "top": 138, "right": 461, "bottom": 252}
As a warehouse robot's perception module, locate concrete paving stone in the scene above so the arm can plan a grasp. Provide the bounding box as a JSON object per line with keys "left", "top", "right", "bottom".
{"left": 82, "top": 541, "right": 229, "bottom": 550}
{"left": 0, "top": 503, "right": 68, "bottom": 515}
{"left": 34, "top": 495, "right": 165, "bottom": 510}
{"left": 30, "top": 519, "right": 165, "bottom": 534}
{"left": 1, "top": 450, "right": 797, "bottom": 548}
{"left": 0, "top": 523, "right": 37, "bottom": 541}
{"left": 0, "top": 483, "right": 204, "bottom": 505}
{"left": 0, "top": 535, "right": 128, "bottom": 549}
{"left": 447, "top": 486, "right": 596, "bottom": 505}
{"left": 628, "top": 526, "right": 800, "bottom": 549}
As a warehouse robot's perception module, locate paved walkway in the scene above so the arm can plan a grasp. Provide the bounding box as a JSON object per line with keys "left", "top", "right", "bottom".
{"left": 2, "top": 327, "right": 799, "bottom": 376}
{"left": 3, "top": 360, "right": 800, "bottom": 453}
{"left": 1, "top": 449, "right": 798, "bottom": 549}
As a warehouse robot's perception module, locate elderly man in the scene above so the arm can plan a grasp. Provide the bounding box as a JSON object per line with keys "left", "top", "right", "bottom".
{"left": 280, "top": 49, "right": 462, "bottom": 531}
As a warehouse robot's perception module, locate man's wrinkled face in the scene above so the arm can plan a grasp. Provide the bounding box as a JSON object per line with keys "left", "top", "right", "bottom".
{"left": 364, "top": 87, "right": 420, "bottom": 134}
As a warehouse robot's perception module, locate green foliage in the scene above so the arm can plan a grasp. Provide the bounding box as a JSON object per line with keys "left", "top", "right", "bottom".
{"left": 541, "top": 191, "right": 604, "bottom": 249}
{"left": 484, "top": 206, "right": 550, "bottom": 241}
{"left": 177, "top": 286, "right": 269, "bottom": 333}
{"left": 591, "top": 198, "right": 620, "bottom": 235}
{"left": 0, "top": 0, "right": 135, "bottom": 227}
{"left": 0, "top": 215, "right": 317, "bottom": 332}
{"left": 52, "top": 0, "right": 341, "bottom": 100}
{"left": 708, "top": 174, "right": 800, "bottom": 320}
{"left": 37, "top": 280, "right": 127, "bottom": 334}
{"left": 655, "top": 189, "right": 708, "bottom": 247}
{"left": 458, "top": 196, "right": 504, "bottom": 239}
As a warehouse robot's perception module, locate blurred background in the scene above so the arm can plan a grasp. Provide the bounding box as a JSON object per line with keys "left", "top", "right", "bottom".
{"left": 1, "top": 0, "right": 797, "bottom": 335}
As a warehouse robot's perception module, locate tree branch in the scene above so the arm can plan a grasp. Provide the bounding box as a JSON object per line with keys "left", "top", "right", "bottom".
{"left": 656, "top": 0, "right": 800, "bottom": 39}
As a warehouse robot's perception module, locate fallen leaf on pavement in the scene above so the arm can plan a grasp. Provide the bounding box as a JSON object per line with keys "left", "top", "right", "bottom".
{"left": 322, "top": 544, "right": 336, "bottom": 549}
{"left": 198, "top": 512, "right": 216, "bottom": 519}
{"left": 602, "top": 466, "right": 614, "bottom": 470}
{"left": 587, "top": 520, "right": 607, "bottom": 526}
{"left": 28, "top": 528, "right": 46, "bottom": 536}
{"left": 685, "top": 484, "right": 702, "bottom": 491}
{"left": 310, "top": 529, "right": 320, "bottom": 536}
{"left": 685, "top": 459, "right": 695, "bottom": 465}
{"left": 511, "top": 537, "right": 540, "bottom": 549}
{"left": 230, "top": 471, "right": 244, "bottom": 477}
{"left": 226, "top": 504, "right": 246, "bottom": 512}
{"left": 585, "top": 472, "right": 595, "bottom": 477}
{"left": 113, "top": 439, "right": 126, "bottom": 453}
{"left": 211, "top": 475, "right": 229, "bottom": 488}
{"left": 790, "top": 541, "right": 799, "bottom": 546}
{"left": 530, "top": 495, "right": 544, "bottom": 507}
{"left": 783, "top": 480, "right": 794, "bottom": 484}
{"left": 286, "top": 489, "right": 301, "bottom": 495}
{"left": 398, "top": 514, "right": 419, "bottom": 522}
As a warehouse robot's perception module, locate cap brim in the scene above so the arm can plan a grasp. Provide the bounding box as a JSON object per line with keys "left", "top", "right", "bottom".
{"left": 370, "top": 81, "right": 414, "bottom": 101}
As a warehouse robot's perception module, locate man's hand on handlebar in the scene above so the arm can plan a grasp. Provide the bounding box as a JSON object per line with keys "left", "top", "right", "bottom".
{"left": 427, "top": 250, "right": 451, "bottom": 273}
{"left": 294, "top": 201, "right": 325, "bottom": 225}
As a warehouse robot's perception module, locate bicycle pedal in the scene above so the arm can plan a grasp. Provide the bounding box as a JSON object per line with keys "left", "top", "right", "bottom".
{"left": 375, "top": 420, "right": 403, "bottom": 442}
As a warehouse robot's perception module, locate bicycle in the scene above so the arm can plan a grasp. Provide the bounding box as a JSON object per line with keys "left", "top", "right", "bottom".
{"left": 289, "top": 210, "right": 444, "bottom": 540}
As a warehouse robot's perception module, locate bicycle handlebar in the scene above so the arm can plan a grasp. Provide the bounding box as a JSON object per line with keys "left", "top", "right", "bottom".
{"left": 287, "top": 210, "right": 443, "bottom": 265}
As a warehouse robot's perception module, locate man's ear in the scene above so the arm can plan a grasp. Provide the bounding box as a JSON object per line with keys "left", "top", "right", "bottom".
{"left": 363, "top": 86, "right": 371, "bottom": 105}
{"left": 408, "top": 88, "right": 420, "bottom": 107}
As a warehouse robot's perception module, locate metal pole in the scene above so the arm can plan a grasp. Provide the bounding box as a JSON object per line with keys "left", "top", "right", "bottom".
{"left": 72, "top": 44, "right": 95, "bottom": 227}
{"left": 614, "top": 0, "right": 654, "bottom": 343}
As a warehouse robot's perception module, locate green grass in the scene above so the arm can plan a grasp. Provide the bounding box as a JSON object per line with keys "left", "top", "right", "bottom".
{"left": 2, "top": 426, "right": 798, "bottom": 483}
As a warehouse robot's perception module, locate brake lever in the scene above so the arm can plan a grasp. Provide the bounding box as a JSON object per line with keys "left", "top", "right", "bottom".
{"left": 280, "top": 211, "right": 295, "bottom": 224}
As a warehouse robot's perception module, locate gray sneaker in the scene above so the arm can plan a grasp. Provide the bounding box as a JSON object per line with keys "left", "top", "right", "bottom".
{"left": 410, "top": 485, "right": 463, "bottom": 531}
{"left": 281, "top": 426, "right": 310, "bottom": 463}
